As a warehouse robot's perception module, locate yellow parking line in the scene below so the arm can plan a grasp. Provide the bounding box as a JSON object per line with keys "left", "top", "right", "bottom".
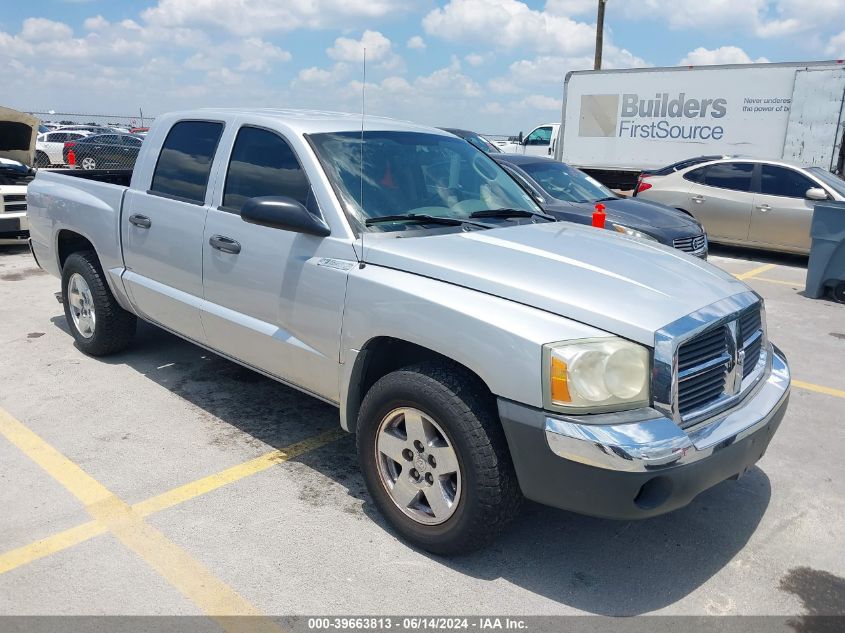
{"left": 735, "top": 263, "right": 777, "bottom": 280}
{"left": 0, "top": 520, "right": 105, "bottom": 575}
{"left": 753, "top": 277, "right": 804, "bottom": 287}
{"left": 793, "top": 380, "right": 845, "bottom": 399}
{"left": 134, "top": 428, "right": 346, "bottom": 517}
{"left": 0, "top": 408, "right": 280, "bottom": 632}
{"left": 0, "top": 423, "right": 345, "bottom": 578}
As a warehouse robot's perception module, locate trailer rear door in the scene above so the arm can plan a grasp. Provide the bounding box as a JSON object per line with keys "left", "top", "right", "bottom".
{"left": 782, "top": 67, "right": 845, "bottom": 170}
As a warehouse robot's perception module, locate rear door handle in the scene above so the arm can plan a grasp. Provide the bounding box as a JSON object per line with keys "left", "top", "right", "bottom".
{"left": 128, "top": 213, "right": 151, "bottom": 229}
{"left": 692, "top": 195, "right": 705, "bottom": 204}
{"left": 756, "top": 204, "right": 772, "bottom": 212}
{"left": 209, "top": 234, "right": 241, "bottom": 254}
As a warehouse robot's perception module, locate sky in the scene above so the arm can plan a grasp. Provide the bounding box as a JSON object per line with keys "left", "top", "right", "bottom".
{"left": 2, "top": 0, "right": 845, "bottom": 134}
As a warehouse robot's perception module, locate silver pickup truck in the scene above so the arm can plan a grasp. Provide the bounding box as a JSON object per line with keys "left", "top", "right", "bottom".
{"left": 27, "top": 109, "right": 791, "bottom": 554}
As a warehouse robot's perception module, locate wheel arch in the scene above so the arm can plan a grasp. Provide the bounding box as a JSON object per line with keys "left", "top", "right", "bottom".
{"left": 56, "top": 229, "right": 97, "bottom": 270}
{"left": 342, "top": 336, "right": 494, "bottom": 433}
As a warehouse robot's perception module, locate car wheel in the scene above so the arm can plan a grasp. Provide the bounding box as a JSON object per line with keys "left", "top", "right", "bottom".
{"left": 80, "top": 156, "right": 97, "bottom": 170}
{"left": 832, "top": 281, "right": 845, "bottom": 304}
{"left": 62, "top": 251, "right": 136, "bottom": 356}
{"left": 35, "top": 151, "right": 50, "bottom": 168}
{"left": 357, "top": 361, "right": 521, "bottom": 555}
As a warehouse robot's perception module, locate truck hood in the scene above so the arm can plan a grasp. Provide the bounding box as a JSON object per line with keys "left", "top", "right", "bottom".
{"left": 364, "top": 222, "right": 748, "bottom": 345}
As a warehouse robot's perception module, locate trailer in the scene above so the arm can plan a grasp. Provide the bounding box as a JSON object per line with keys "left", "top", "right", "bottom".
{"left": 550, "top": 61, "right": 845, "bottom": 190}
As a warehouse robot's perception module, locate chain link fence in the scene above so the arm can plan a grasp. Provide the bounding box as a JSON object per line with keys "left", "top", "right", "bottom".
{"left": 30, "top": 111, "right": 154, "bottom": 170}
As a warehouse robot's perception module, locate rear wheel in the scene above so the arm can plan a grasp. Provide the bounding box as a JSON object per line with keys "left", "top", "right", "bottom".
{"left": 80, "top": 156, "right": 97, "bottom": 170}
{"left": 357, "top": 361, "right": 521, "bottom": 554}
{"left": 832, "top": 281, "right": 845, "bottom": 304}
{"left": 62, "top": 251, "right": 136, "bottom": 356}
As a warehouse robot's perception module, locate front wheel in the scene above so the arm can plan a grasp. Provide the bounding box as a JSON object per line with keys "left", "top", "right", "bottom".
{"left": 357, "top": 362, "right": 521, "bottom": 554}
{"left": 833, "top": 281, "right": 845, "bottom": 304}
{"left": 80, "top": 156, "right": 97, "bottom": 170}
{"left": 62, "top": 251, "right": 136, "bottom": 356}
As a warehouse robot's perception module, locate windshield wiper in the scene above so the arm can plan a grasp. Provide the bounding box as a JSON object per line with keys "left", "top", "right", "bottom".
{"left": 469, "top": 208, "right": 555, "bottom": 221}
{"left": 593, "top": 196, "right": 618, "bottom": 202}
{"left": 364, "top": 213, "right": 491, "bottom": 229}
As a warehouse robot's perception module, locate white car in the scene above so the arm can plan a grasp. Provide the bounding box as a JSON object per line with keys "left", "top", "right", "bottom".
{"left": 0, "top": 158, "right": 32, "bottom": 245}
{"left": 635, "top": 157, "right": 845, "bottom": 255}
{"left": 36, "top": 130, "right": 92, "bottom": 167}
{"left": 498, "top": 123, "right": 560, "bottom": 157}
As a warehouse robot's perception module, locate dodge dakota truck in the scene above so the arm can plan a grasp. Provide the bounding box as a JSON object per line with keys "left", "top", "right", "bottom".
{"left": 27, "top": 109, "right": 791, "bottom": 554}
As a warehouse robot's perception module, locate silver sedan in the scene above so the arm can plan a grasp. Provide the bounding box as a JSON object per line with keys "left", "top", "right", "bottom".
{"left": 635, "top": 157, "right": 845, "bottom": 254}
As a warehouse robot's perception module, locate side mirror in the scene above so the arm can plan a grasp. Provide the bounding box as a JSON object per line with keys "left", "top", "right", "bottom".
{"left": 241, "top": 196, "right": 330, "bottom": 236}
{"left": 517, "top": 131, "right": 524, "bottom": 144}
{"left": 805, "top": 187, "right": 828, "bottom": 201}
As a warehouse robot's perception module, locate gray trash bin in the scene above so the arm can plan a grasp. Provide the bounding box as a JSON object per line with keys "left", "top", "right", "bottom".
{"left": 805, "top": 201, "right": 845, "bottom": 302}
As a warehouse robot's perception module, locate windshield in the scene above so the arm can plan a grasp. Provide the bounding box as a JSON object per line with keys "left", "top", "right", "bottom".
{"left": 808, "top": 167, "right": 845, "bottom": 197}
{"left": 463, "top": 132, "right": 501, "bottom": 154}
{"left": 309, "top": 131, "right": 539, "bottom": 232}
{"left": 518, "top": 161, "right": 616, "bottom": 203}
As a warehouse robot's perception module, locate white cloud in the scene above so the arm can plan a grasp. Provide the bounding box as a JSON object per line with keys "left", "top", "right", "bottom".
{"left": 142, "top": 0, "right": 409, "bottom": 36}
{"left": 544, "top": 0, "right": 598, "bottom": 16}
{"left": 20, "top": 18, "right": 73, "bottom": 42}
{"left": 826, "top": 30, "right": 845, "bottom": 56}
{"left": 406, "top": 35, "right": 426, "bottom": 50}
{"left": 680, "top": 46, "right": 769, "bottom": 65}
{"left": 625, "top": 0, "right": 845, "bottom": 39}
{"left": 328, "top": 30, "right": 392, "bottom": 63}
{"left": 423, "top": 0, "right": 595, "bottom": 55}
{"left": 517, "top": 95, "right": 561, "bottom": 111}
{"left": 464, "top": 53, "right": 489, "bottom": 67}
{"left": 83, "top": 15, "right": 109, "bottom": 31}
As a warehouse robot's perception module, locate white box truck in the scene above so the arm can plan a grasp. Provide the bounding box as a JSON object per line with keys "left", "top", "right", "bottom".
{"left": 534, "top": 61, "right": 845, "bottom": 189}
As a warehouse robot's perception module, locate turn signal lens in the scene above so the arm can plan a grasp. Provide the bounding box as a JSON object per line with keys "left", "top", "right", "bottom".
{"left": 550, "top": 356, "right": 571, "bottom": 403}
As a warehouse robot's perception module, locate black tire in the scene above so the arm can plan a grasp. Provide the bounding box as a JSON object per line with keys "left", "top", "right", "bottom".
{"left": 832, "top": 282, "right": 845, "bottom": 304}
{"left": 357, "top": 361, "right": 521, "bottom": 555}
{"left": 61, "top": 251, "right": 136, "bottom": 356}
{"left": 35, "top": 151, "right": 50, "bottom": 168}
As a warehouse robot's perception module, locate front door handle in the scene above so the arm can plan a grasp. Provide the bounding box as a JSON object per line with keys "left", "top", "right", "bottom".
{"left": 209, "top": 234, "right": 241, "bottom": 254}
{"left": 692, "top": 195, "right": 705, "bottom": 204}
{"left": 756, "top": 204, "right": 772, "bottom": 212}
{"left": 128, "top": 213, "right": 151, "bottom": 229}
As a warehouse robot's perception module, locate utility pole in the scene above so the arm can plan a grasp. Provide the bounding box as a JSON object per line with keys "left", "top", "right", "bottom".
{"left": 594, "top": 0, "right": 607, "bottom": 70}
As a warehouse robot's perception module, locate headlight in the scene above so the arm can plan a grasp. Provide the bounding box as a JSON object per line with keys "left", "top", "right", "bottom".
{"left": 543, "top": 338, "right": 650, "bottom": 413}
{"left": 612, "top": 223, "right": 659, "bottom": 242}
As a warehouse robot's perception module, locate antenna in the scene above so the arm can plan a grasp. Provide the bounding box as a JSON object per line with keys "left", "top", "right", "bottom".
{"left": 358, "top": 47, "right": 367, "bottom": 269}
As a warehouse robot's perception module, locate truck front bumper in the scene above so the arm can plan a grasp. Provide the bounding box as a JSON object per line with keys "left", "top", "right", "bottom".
{"left": 498, "top": 346, "right": 790, "bottom": 519}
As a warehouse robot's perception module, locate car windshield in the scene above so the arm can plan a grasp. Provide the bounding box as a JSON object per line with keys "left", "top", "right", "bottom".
{"left": 518, "top": 161, "right": 616, "bottom": 203}
{"left": 808, "top": 167, "right": 845, "bottom": 197}
{"left": 309, "top": 131, "right": 539, "bottom": 232}
{"left": 463, "top": 132, "right": 501, "bottom": 154}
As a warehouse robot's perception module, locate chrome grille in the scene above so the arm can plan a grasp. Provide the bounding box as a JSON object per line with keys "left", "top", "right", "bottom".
{"left": 739, "top": 307, "right": 764, "bottom": 379}
{"left": 1, "top": 194, "right": 27, "bottom": 213}
{"left": 677, "top": 325, "right": 730, "bottom": 416}
{"left": 672, "top": 234, "right": 707, "bottom": 253}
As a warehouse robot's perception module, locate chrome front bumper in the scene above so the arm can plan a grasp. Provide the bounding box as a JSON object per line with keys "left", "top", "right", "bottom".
{"left": 545, "top": 346, "right": 790, "bottom": 473}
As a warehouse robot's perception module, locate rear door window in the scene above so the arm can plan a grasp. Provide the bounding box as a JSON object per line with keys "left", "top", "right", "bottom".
{"left": 221, "top": 126, "right": 311, "bottom": 212}
{"left": 759, "top": 164, "right": 815, "bottom": 198}
{"left": 702, "top": 162, "right": 754, "bottom": 192}
{"left": 150, "top": 120, "right": 224, "bottom": 204}
{"left": 683, "top": 166, "right": 708, "bottom": 183}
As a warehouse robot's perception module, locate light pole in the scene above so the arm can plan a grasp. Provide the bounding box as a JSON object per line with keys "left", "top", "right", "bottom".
{"left": 594, "top": 0, "right": 607, "bottom": 70}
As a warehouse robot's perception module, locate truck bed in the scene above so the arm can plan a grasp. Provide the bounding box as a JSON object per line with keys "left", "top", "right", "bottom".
{"left": 39, "top": 168, "right": 133, "bottom": 187}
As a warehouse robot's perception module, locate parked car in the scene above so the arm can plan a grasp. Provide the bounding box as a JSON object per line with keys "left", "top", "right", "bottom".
{"left": 636, "top": 157, "right": 845, "bottom": 254}
{"left": 36, "top": 130, "right": 92, "bottom": 167}
{"left": 637, "top": 156, "right": 733, "bottom": 181}
{"left": 496, "top": 154, "right": 708, "bottom": 258}
{"left": 439, "top": 128, "right": 502, "bottom": 153}
{"left": 63, "top": 133, "right": 143, "bottom": 170}
{"left": 0, "top": 158, "right": 33, "bottom": 245}
{"left": 28, "top": 109, "right": 790, "bottom": 554}
{"left": 58, "top": 124, "right": 115, "bottom": 135}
